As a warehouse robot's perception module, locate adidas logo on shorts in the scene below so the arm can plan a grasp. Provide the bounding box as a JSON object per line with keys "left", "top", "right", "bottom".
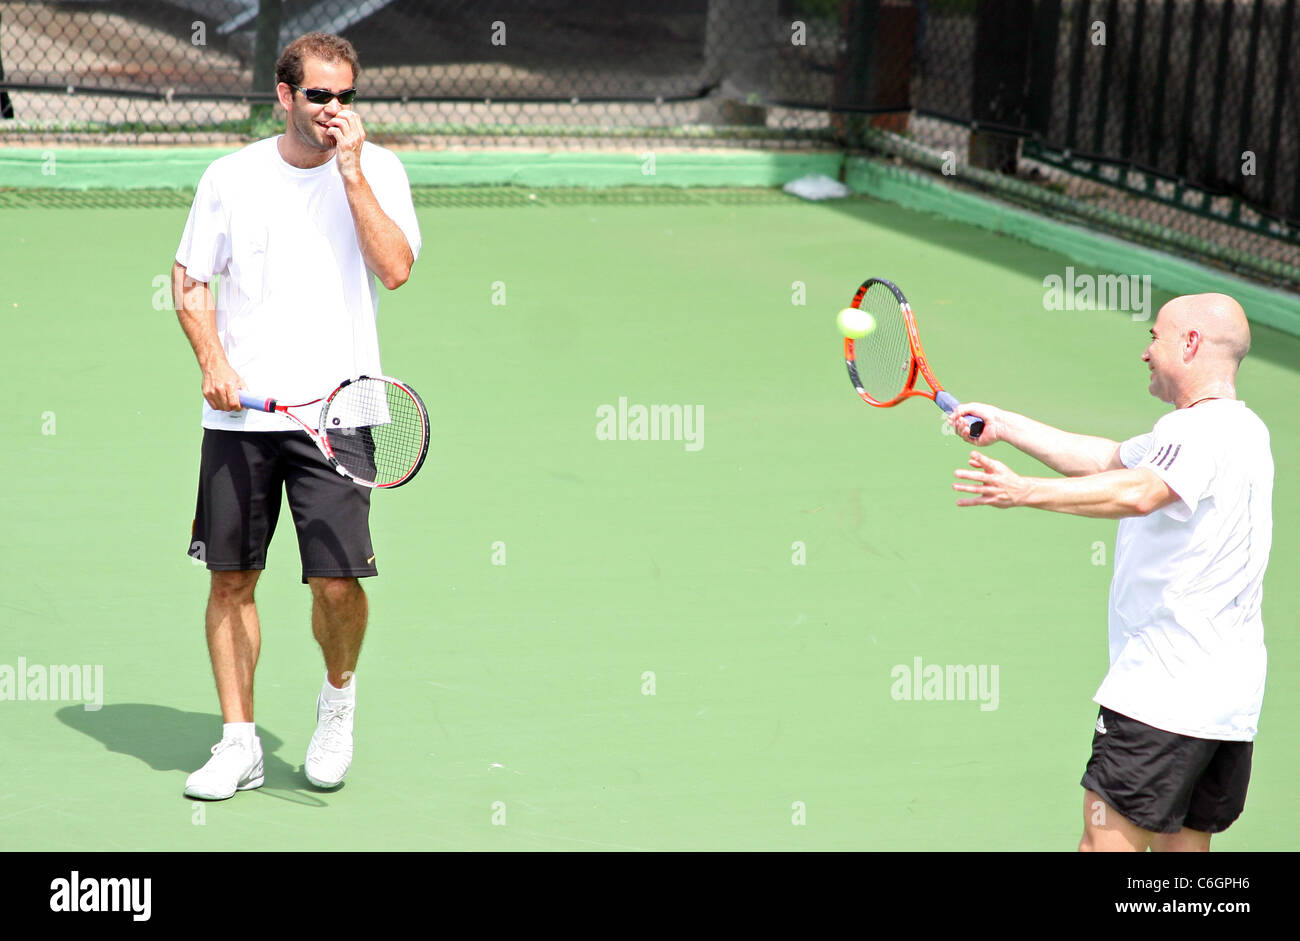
{"left": 1095, "top": 714, "right": 1108, "bottom": 735}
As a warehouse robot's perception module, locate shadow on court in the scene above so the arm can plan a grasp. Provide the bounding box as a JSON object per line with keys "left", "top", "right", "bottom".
{"left": 821, "top": 195, "right": 1300, "bottom": 376}
{"left": 56, "top": 703, "right": 331, "bottom": 806}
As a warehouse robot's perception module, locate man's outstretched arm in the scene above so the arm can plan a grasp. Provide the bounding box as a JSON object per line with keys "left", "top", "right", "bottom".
{"left": 952, "top": 451, "right": 1180, "bottom": 519}
{"left": 948, "top": 402, "right": 1125, "bottom": 477}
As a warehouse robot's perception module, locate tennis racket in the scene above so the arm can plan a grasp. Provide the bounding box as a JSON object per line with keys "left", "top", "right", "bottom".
{"left": 843, "top": 277, "right": 984, "bottom": 438}
{"left": 238, "top": 375, "right": 429, "bottom": 489}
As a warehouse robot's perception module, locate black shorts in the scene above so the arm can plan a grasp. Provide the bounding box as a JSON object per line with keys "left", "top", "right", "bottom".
{"left": 1081, "top": 706, "right": 1253, "bottom": 834}
{"left": 187, "top": 429, "right": 378, "bottom": 583}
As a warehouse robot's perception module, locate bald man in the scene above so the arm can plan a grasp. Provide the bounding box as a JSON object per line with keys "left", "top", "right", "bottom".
{"left": 947, "top": 294, "right": 1273, "bottom": 852}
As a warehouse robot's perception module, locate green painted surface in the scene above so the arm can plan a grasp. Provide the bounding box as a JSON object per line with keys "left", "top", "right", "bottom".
{"left": 0, "top": 146, "right": 840, "bottom": 190}
{"left": 1, "top": 189, "right": 1295, "bottom": 850}
{"left": 5, "top": 144, "right": 1295, "bottom": 340}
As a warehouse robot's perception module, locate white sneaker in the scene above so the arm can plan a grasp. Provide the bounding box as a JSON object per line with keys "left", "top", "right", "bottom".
{"left": 184, "top": 736, "right": 264, "bottom": 800}
{"left": 305, "top": 687, "right": 355, "bottom": 789}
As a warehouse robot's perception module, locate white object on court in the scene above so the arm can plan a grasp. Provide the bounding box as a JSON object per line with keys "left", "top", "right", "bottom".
{"left": 782, "top": 173, "right": 851, "bottom": 201}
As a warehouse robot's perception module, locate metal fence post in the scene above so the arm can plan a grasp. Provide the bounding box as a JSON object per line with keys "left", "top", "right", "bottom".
{"left": 0, "top": 12, "right": 13, "bottom": 120}
{"left": 251, "top": 0, "right": 284, "bottom": 126}
{"left": 699, "top": 0, "right": 778, "bottom": 126}
{"left": 970, "top": 0, "right": 1035, "bottom": 173}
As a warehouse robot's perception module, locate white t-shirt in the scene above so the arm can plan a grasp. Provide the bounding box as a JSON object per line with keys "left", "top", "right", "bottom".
{"left": 175, "top": 136, "right": 421, "bottom": 431}
{"left": 1096, "top": 400, "right": 1273, "bottom": 741}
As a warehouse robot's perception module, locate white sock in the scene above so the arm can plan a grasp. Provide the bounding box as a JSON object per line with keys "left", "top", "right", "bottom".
{"left": 322, "top": 671, "right": 355, "bottom": 703}
{"left": 224, "top": 721, "right": 256, "bottom": 744}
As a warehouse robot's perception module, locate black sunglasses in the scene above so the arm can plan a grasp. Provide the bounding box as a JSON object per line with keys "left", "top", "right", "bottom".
{"left": 290, "top": 84, "right": 357, "bottom": 105}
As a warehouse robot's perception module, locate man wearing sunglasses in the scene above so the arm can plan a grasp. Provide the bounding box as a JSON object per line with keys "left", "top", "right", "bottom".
{"left": 173, "top": 32, "right": 421, "bottom": 800}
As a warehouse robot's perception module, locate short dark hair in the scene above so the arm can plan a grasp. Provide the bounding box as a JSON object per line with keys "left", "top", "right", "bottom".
{"left": 275, "top": 32, "right": 360, "bottom": 88}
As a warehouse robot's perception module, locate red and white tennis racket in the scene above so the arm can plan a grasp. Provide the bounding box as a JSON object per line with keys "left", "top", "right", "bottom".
{"left": 239, "top": 375, "right": 429, "bottom": 489}
{"left": 843, "top": 277, "right": 984, "bottom": 438}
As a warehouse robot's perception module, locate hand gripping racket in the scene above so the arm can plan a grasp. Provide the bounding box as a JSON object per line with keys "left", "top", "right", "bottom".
{"left": 239, "top": 375, "right": 429, "bottom": 489}
{"left": 843, "top": 277, "right": 984, "bottom": 438}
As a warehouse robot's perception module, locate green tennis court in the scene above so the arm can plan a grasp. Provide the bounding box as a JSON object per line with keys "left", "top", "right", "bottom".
{"left": 2, "top": 184, "right": 1296, "bottom": 851}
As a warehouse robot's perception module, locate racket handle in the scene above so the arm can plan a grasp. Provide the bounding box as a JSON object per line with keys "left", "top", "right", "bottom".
{"left": 935, "top": 391, "right": 984, "bottom": 440}
{"left": 238, "top": 392, "right": 276, "bottom": 412}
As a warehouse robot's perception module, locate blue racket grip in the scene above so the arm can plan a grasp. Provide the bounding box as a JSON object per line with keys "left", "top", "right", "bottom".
{"left": 935, "top": 391, "right": 984, "bottom": 439}
{"left": 238, "top": 392, "right": 275, "bottom": 412}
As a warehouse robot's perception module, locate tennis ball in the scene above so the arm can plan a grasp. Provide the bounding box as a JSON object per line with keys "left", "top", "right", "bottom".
{"left": 836, "top": 307, "right": 877, "bottom": 339}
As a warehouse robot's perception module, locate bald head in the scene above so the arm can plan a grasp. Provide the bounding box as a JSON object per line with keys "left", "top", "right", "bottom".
{"left": 1143, "top": 293, "right": 1249, "bottom": 407}
{"left": 1163, "top": 293, "right": 1251, "bottom": 366}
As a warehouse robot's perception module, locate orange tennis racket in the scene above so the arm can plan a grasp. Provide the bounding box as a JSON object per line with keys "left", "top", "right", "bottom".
{"left": 843, "top": 277, "right": 984, "bottom": 437}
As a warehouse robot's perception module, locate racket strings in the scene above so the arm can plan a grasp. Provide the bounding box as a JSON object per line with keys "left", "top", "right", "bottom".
{"left": 322, "top": 379, "right": 427, "bottom": 486}
{"left": 851, "top": 282, "right": 913, "bottom": 404}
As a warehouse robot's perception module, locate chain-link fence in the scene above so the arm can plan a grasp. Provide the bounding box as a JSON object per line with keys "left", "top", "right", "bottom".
{"left": 0, "top": 0, "right": 858, "bottom": 147}
{"left": 4, "top": 1, "right": 1300, "bottom": 287}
